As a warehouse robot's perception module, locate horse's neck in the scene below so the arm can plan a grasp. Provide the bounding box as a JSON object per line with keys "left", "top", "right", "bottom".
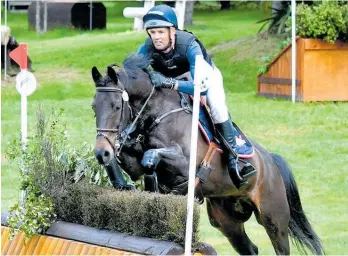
{"left": 150, "top": 90, "right": 181, "bottom": 114}
{"left": 129, "top": 90, "right": 180, "bottom": 120}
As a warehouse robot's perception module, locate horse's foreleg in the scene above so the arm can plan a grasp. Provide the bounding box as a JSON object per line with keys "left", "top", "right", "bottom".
{"left": 206, "top": 197, "right": 258, "bottom": 255}
{"left": 104, "top": 158, "right": 135, "bottom": 190}
{"left": 141, "top": 144, "right": 188, "bottom": 192}
{"left": 141, "top": 144, "right": 188, "bottom": 172}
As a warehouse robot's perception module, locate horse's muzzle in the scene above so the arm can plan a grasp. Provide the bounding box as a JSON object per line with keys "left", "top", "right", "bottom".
{"left": 94, "top": 147, "right": 113, "bottom": 166}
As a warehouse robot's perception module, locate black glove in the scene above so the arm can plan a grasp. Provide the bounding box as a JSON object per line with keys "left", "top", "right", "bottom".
{"left": 149, "top": 71, "right": 176, "bottom": 89}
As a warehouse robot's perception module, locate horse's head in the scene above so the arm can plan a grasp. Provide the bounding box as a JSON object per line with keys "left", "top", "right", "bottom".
{"left": 92, "top": 54, "right": 152, "bottom": 166}
{"left": 92, "top": 65, "right": 129, "bottom": 166}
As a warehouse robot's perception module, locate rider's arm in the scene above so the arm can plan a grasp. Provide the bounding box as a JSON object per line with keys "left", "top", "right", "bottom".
{"left": 176, "top": 41, "right": 211, "bottom": 95}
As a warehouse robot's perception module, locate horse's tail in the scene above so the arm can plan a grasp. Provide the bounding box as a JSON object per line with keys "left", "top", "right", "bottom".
{"left": 271, "top": 153, "right": 324, "bottom": 255}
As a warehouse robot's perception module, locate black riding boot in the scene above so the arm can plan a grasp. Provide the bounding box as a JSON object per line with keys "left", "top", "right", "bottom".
{"left": 105, "top": 158, "right": 135, "bottom": 190}
{"left": 216, "top": 118, "right": 251, "bottom": 189}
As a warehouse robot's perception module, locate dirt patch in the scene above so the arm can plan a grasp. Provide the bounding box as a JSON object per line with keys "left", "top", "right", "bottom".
{"left": 209, "top": 35, "right": 286, "bottom": 63}
{"left": 1, "top": 155, "right": 8, "bottom": 164}
{"left": 1, "top": 68, "right": 85, "bottom": 88}
{"left": 209, "top": 36, "right": 254, "bottom": 54}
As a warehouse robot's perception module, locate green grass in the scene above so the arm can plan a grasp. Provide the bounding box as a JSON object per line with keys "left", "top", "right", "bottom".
{"left": 2, "top": 3, "right": 348, "bottom": 255}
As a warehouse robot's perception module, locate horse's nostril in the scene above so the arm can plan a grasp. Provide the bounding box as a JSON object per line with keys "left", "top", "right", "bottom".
{"left": 96, "top": 155, "right": 104, "bottom": 165}
{"left": 104, "top": 151, "right": 110, "bottom": 157}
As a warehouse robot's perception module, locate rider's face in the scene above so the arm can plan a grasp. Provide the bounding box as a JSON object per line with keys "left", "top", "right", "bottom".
{"left": 148, "top": 28, "right": 171, "bottom": 51}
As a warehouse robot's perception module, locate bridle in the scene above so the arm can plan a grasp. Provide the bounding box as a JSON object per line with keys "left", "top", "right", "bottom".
{"left": 95, "top": 83, "right": 156, "bottom": 160}
{"left": 95, "top": 86, "right": 126, "bottom": 156}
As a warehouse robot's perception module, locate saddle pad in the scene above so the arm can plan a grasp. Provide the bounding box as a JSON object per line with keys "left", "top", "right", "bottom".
{"left": 197, "top": 105, "right": 254, "bottom": 159}
{"left": 185, "top": 94, "right": 254, "bottom": 158}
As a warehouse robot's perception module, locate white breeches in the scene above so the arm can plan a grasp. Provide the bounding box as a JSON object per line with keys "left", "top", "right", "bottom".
{"left": 206, "top": 66, "right": 229, "bottom": 124}
{"left": 175, "top": 67, "right": 230, "bottom": 124}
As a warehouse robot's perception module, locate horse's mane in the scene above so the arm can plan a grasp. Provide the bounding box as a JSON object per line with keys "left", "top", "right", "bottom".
{"left": 122, "top": 53, "right": 152, "bottom": 79}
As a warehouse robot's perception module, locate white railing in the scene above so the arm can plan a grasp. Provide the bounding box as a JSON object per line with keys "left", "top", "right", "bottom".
{"left": 123, "top": 0, "right": 186, "bottom": 31}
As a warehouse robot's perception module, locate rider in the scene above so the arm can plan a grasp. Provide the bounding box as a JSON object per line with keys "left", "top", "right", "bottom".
{"left": 137, "top": 4, "right": 255, "bottom": 189}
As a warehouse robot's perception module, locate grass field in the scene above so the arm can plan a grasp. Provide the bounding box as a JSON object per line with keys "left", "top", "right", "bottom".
{"left": 2, "top": 2, "right": 348, "bottom": 255}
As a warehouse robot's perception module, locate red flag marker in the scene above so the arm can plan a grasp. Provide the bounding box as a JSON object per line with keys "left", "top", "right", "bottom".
{"left": 9, "top": 43, "right": 28, "bottom": 70}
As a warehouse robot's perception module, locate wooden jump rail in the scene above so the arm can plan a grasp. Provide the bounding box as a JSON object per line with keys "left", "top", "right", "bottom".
{"left": 1, "top": 213, "right": 216, "bottom": 255}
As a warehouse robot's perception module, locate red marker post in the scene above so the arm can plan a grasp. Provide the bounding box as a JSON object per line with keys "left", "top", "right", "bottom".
{"left": 9, "top": 43, "right": 28, "bottom": 70}
{"left": 9, "top": 43, "right": 37, "bottom": 204}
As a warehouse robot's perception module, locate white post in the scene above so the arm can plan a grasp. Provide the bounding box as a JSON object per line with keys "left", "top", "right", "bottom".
{"left": 175, "top": 0, "right": 186, "bottom": 30}
{"left": 15, "top": 67, "right": 37, "bottom": 205}
{"left": 143, "top": 0, "right": 155, "bottom": 11}
{"left": 36, "top": 1, "right": 41, "bottom": 33}
{"left": 133, "top": 17, "right": 143, "bottom": 31}
{"left": 184, "top": 55, "right": 206, "bottom": 256}
{"left": 21, "top": 94, "right": 28, "bottom": 152}
{"left": 291, "top": 0, "right": 296, "bottom": 103}
{"left": 43, "top": 0, "right": 47, "bottom": 33}
{"left": 141, "top": 0, "right": 155, "bottom": 30}
{"left": 20, "top": 93, "right": 28, "bottom": 204}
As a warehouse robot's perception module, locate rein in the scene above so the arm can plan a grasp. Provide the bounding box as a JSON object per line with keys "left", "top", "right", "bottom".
{"left": 117, "top": 86, "right": 155, "bottom": 156}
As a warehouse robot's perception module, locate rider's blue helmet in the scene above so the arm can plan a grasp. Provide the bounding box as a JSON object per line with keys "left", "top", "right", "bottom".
{"left": 143, "top": 5, "right": 178, "bottom": 29}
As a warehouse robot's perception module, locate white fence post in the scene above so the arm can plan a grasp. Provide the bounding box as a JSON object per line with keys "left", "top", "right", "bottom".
{"left": 123, "top": 0, "right": 155, "bottom": 31}
{"left": 123, "top": 0, "right": 186, "bottom": 31}
{"left": 175, "top": 0, "right": 186, "bottom": 30}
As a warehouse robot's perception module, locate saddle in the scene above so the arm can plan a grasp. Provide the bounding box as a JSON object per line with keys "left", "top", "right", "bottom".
{"left": 180, "top": 93, "right": 254, "bottom": 159}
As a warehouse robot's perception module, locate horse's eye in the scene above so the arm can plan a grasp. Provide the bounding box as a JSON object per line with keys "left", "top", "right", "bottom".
{"left": 111, "top": 102, "right": 121, "bottom": 110}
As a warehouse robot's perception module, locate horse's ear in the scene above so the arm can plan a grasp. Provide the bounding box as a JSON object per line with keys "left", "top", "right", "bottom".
{"left": 92, "top": 67, "right": 102, "bottom": 84}
{"left": 107, "top": 66, "right": 118, "bottom": 84}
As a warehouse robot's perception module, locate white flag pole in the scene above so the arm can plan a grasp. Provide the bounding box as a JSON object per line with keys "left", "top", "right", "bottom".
{"left": 13, "top": 47, "right": 37, "bottom": 204}
{"left": 291, "top": 0, "right": 296, "bottom": 103}
{"left": 184, "top": 55, "right": 207, "bottom": 256}
{"left": 20, "top": 89, "right": 28, "bottom": 205}
{"left": 21, "top": 92, "right": 28, "bottom": 152}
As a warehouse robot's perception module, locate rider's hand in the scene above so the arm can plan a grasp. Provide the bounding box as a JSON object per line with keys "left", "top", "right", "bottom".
{"left": 149, "top": 71, "right": 176, "bottom": 89}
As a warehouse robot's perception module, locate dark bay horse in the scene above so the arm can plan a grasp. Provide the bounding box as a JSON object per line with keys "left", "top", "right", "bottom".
{"left": 91, "top": 54, "right": 324, "bottom": 255}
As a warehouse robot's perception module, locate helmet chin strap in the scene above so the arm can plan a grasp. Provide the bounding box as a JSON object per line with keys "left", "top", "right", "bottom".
{"left": 162, "top": 41, "right": 172, "bottom": 52}
{"left": 161, "top": 27, "right": 176, "bottom": 53}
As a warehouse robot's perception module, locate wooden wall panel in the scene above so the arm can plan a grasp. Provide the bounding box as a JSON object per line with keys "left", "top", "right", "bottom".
{"left": 258, "top": 38, "right": 348, "bottom": 102}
